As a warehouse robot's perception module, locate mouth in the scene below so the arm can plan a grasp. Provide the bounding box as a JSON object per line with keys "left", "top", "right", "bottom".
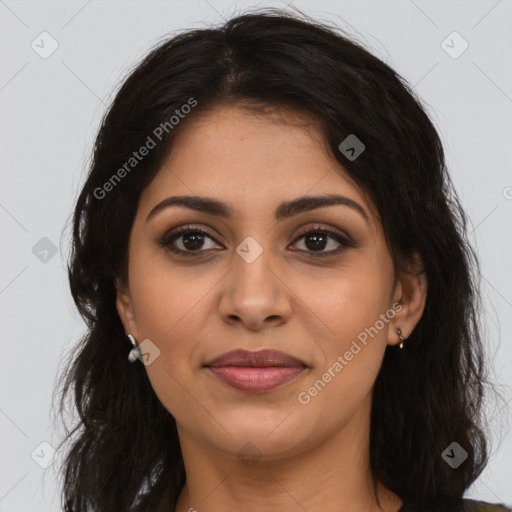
{"left": 204, "top": 349, "right": 309, "bottom": 393}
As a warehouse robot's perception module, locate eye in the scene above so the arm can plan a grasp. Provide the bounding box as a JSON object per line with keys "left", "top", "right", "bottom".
{"left": 289, "top": 225, "right": 356, "bottom": 258}
{"left": 157, "top": 224, "right": 356, "bottom": 258}
{"left": 157, "top": 226, "right": 222, "bottom": 256}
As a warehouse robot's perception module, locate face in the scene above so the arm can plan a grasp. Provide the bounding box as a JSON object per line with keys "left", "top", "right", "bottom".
{"left": 116, "top": 104, "right": 426, "bottom": 463}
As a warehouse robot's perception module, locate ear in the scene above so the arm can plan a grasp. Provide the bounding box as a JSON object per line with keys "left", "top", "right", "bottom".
{"left": 115, "top": 277, "right": 139, "bottom": 339}
{"left": 388, "top": 251, "right": 428, "bottom": 346}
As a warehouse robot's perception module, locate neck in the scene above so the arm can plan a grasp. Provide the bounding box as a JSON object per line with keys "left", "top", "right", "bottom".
{"left": 173, "top": 397, "right": 402, "bottom": 512}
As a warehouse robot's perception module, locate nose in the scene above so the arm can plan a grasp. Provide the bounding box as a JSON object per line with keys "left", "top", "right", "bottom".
{"left": 218, "top": 248, "right": 292, "bottom": 331}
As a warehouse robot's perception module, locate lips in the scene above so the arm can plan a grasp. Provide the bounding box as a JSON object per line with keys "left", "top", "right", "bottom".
{"left": 204, "top": 349, "right": 308, "bottom": 393}
{"left": 205, "top": 349, "right": 307, "bottom": 368}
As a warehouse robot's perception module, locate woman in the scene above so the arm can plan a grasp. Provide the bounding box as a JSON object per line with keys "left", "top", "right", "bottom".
{"left": 54, "top": 8, "right": 511, "bottom": 512}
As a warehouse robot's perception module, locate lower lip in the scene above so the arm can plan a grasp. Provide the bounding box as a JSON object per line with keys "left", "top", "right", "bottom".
{"left": 207, "top": 366, "right": 307, "bottom": 393}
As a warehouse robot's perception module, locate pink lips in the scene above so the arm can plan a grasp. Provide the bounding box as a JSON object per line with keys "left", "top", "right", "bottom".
{"left": 204, "top": 349, "right": 308, "bottom": 393}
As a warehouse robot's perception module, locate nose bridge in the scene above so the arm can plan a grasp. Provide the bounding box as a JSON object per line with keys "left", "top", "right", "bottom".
{"left": 231, "top": 238, "right": 277, "bottom": 298}
{"left": 220, "top": 236, "right": 291, "bottom": 327}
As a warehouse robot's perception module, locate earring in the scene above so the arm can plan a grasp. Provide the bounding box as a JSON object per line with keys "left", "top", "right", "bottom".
{"left": 127, "top": 333, "right": 141, "bottom": 363}
{"left": 395, "top": 328, "right": 406, "bottom": 349}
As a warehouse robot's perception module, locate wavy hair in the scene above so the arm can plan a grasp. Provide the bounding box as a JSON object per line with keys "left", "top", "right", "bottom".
{"left": 53, "top": 7, "right": 507, "bottom": 512}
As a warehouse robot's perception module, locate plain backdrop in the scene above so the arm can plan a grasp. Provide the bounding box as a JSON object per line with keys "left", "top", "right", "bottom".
{"left": 1, "top": 0, "right": 511, "bottom": 510}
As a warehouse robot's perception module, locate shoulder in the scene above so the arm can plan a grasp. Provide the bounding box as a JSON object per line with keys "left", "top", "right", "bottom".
{"left": 463, "top": 498, "right": 512, "bottom": 512}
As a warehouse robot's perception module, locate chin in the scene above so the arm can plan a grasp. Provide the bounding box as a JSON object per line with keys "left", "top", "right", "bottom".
{"left": 212, "top": 421, "right": 313, "bottom": 461}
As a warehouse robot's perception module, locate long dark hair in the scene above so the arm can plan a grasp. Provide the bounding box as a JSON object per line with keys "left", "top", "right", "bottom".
{"left": 53, "top": 7, "right": 508, "bottom": 512}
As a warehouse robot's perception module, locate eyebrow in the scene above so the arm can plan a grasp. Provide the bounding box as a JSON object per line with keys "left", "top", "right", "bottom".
{"left": 145, "top": 194, "right": 370, "bottom": 227}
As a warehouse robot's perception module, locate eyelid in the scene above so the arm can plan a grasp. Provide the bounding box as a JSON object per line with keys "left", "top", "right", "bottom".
{"left": 292, "top": 223, "right": 351, "bottom": 242}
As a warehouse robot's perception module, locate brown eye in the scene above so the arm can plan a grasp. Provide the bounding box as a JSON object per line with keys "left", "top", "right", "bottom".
{"left": 289, "top": 227, "right": 356, "bottom": 258}
{"left": 158, "top": 227, "right": 222, "bottom": 255}
{"left": 157, "top": 224, "right": 356, "bottom": 259}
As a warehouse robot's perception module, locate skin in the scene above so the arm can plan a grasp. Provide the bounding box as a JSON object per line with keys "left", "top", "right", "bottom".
{"left": 116, "top": 104, "right": 427, "bottom": 512}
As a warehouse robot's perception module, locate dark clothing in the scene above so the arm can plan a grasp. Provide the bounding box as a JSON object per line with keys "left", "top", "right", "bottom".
{"left": 398, "top": 498, "right": 512, "bottom": 512}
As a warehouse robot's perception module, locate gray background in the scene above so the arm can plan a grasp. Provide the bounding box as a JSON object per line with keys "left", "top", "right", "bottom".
{"left": 1, "top": 0, "right": 511, "bottom": 510}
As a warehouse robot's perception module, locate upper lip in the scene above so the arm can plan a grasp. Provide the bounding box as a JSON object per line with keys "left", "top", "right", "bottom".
{"left": 205, "top": 349, "right": 307, "bottom": 368}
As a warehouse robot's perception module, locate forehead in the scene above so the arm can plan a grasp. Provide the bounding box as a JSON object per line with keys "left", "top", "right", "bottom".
{"left": 139, "top": 104, "right": 378, "bottom": 230}
{"left": 166, "top": 103, "right": 331, "bottom": 174}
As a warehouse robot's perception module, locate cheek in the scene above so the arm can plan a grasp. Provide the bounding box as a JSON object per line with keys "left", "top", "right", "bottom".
{"left": 307, "top": 266, "right": 390, "bottom": 339}
{"left": 128, "top": 247, "right": 209, "bottom": 339}
{"left": 297, "top": 281, "right": 388, "bottom": 424}
{"left": 127, "top": 257, "right": 208, "bottom": 414}
{"left": 127, "top": 250, "right": 224, "bottom": 397}
{"left": 302, "top": 266, "right": 391, "bottom": 393}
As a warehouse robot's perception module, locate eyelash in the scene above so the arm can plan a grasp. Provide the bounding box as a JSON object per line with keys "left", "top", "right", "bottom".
{"left": 157, "top": 224, "right": 356, "bottom": 259}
